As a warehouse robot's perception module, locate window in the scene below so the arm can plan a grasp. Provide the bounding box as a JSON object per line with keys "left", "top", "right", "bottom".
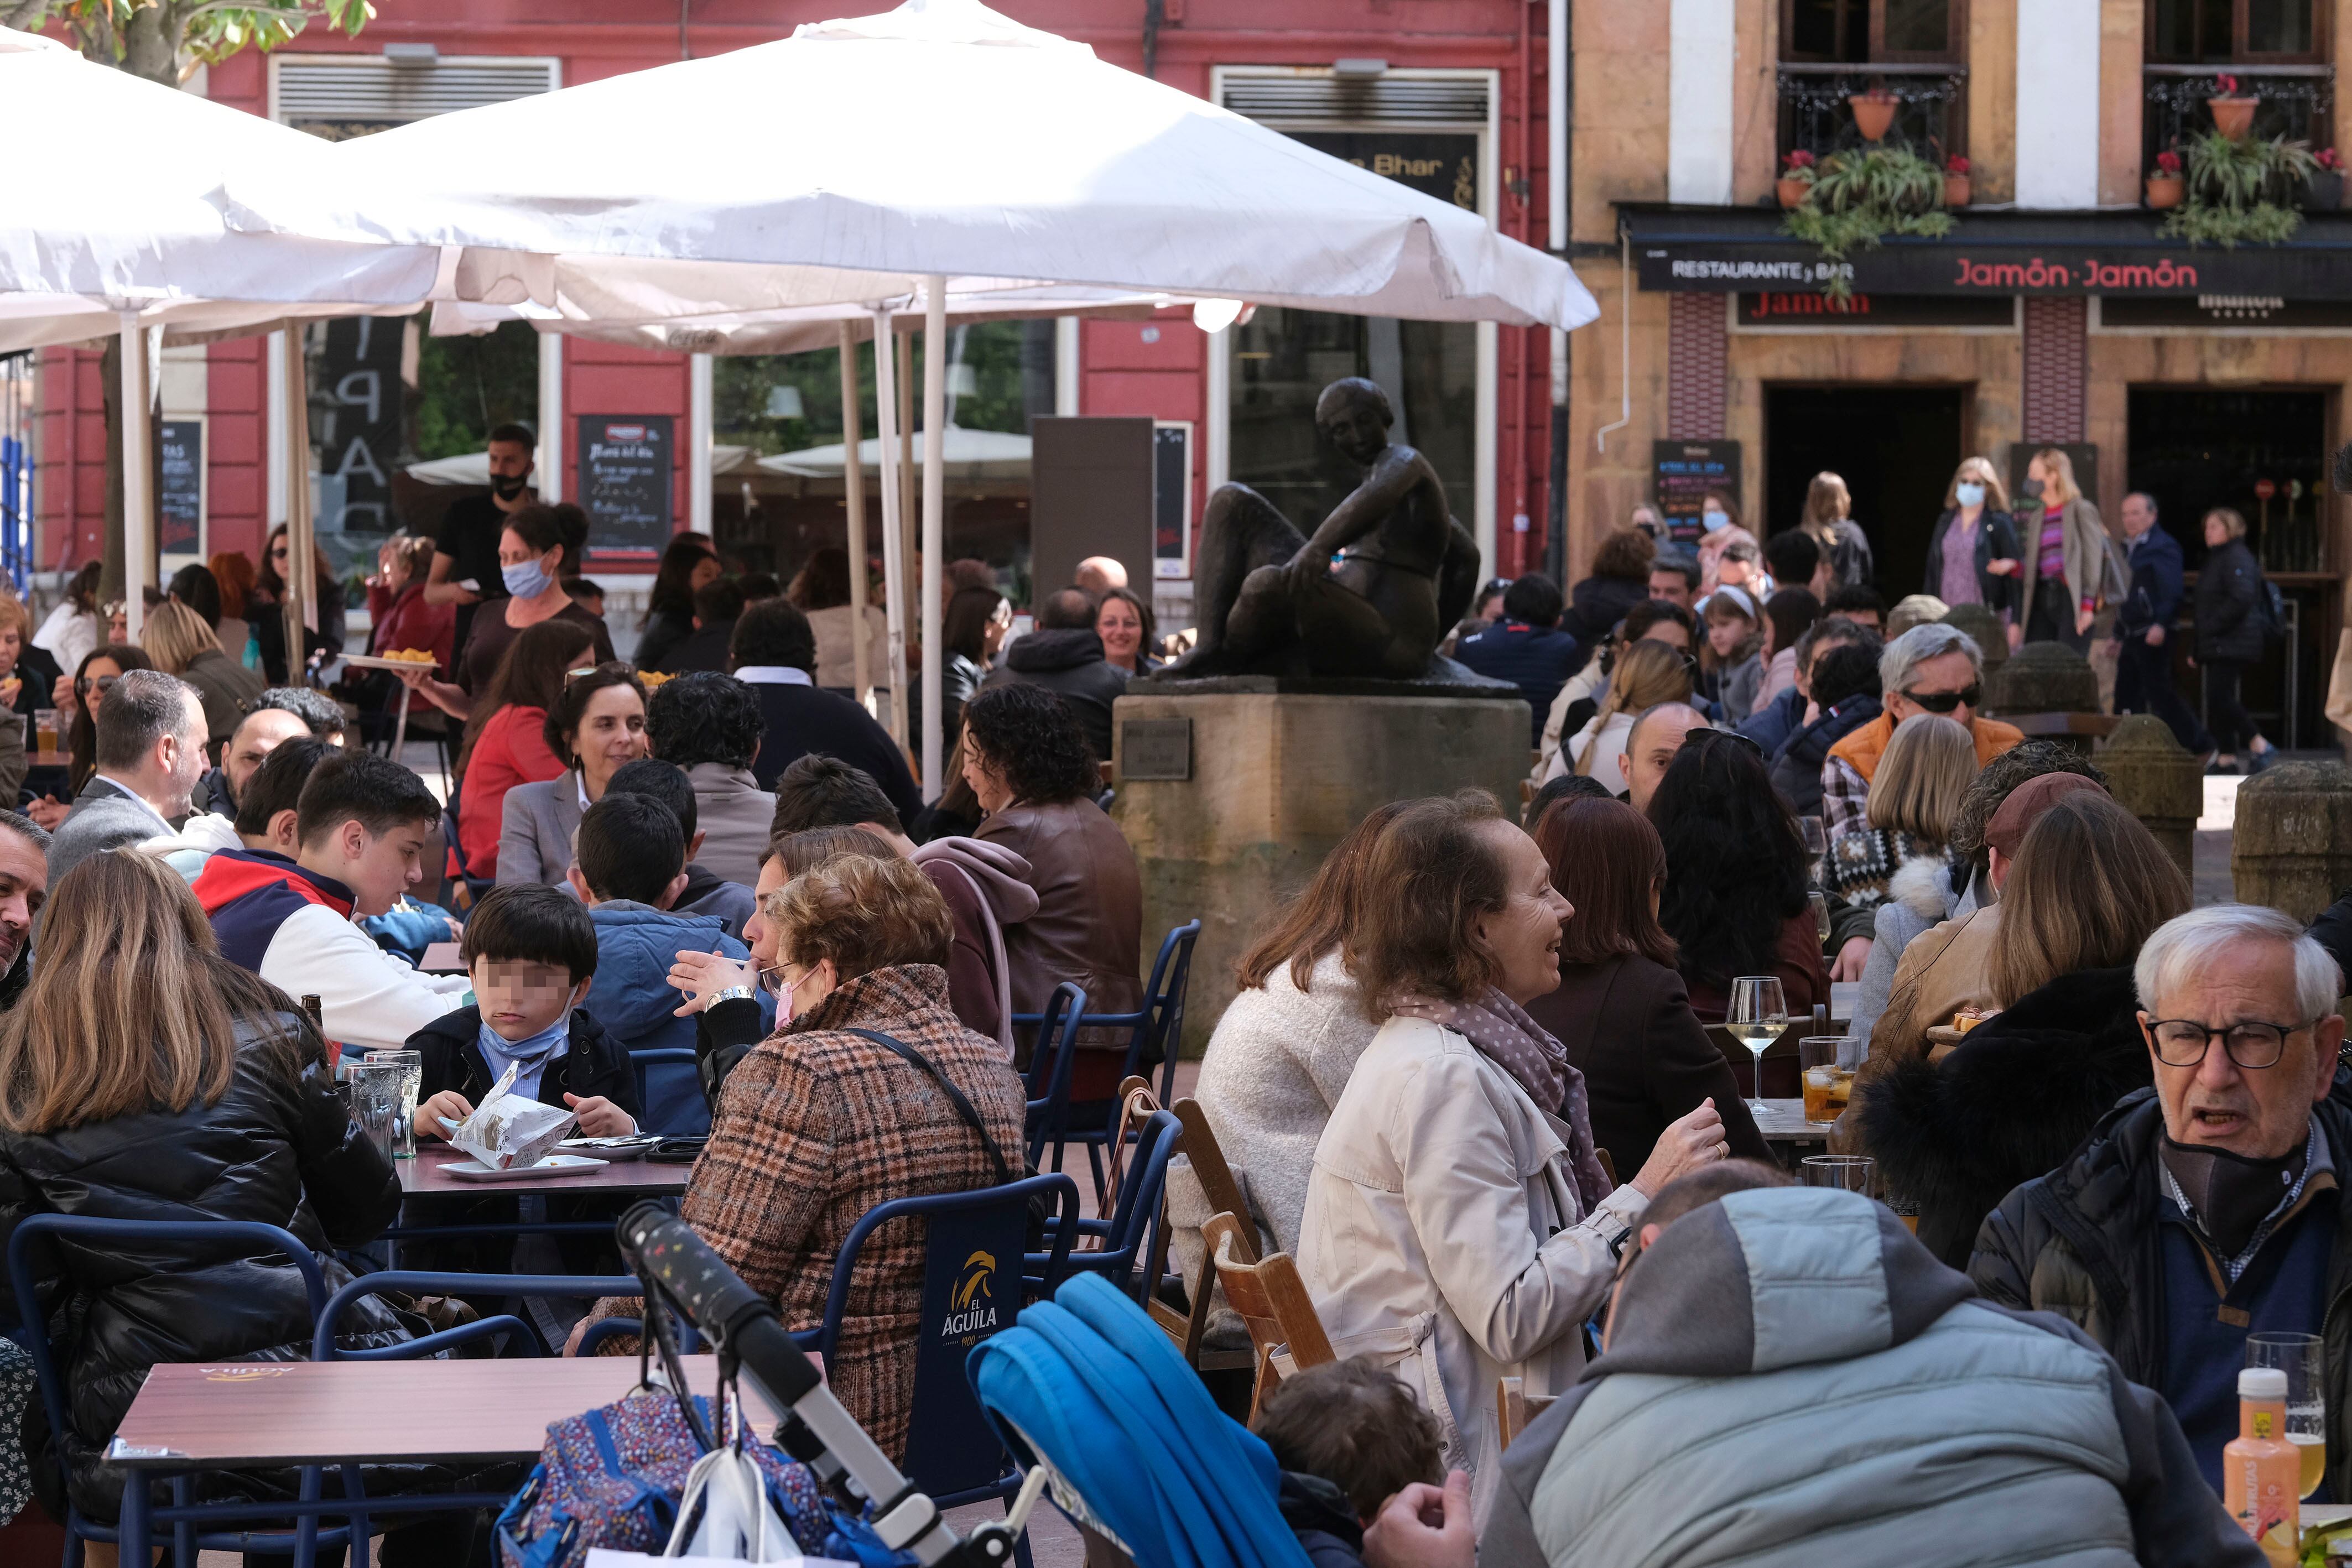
{"left": 2147, "top": 0, "right": 2324, "bottom": 64}
{"left": 1782, "top": 0, "right": 1964, "bottom": 64}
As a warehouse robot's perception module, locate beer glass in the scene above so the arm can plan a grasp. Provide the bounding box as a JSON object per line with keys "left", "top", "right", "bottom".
{"left": 1799, "top": 1036, "right": 1851, "bottom": 1124}
{"left": 364, "top": 1048, "right": 424, "bottom": 1159}
{"left": 1726, "top": 976, "right": 1787, "bottom": 1117}
{"left": 1801, "top": 1155, "right": 1875, "bottom": 1193}
{"left": 2249, "top": 1332, "right": 2327, "bottom": 1499}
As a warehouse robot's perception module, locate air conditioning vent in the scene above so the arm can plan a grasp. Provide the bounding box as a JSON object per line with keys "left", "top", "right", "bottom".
{"left": 273, "top": 57, "right": 557, "bottom": 134}
{"left": 1220, "top": 72, "right": 1489, "bottom": 127}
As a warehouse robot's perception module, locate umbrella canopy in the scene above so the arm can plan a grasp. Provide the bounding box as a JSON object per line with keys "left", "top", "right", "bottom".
{"left": 759, "top": 425, "right": 1029, "bottom": 482}
{"left": 407, "top": 445, "right": 758, "bottom": 485}
{"left": 216, "top": 0, "right": 1595, "bottom": 331}
{"left": 0, "top": 26, "right": 440, "bottom": 347}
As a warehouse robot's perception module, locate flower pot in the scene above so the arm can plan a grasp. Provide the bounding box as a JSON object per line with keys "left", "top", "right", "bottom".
{"left": 2307, "top": 169, "right": 2344, "bottom": 210}
{"left": 1849, "top": 95, "right": 1898, "bottom": 142}
{"left": 2209, "top": 95, "right": 2258, "bottom": 139}
{"left": 1943, "top": 173, "right": 1971, "bottom": 207}
{"left": 1776, "top": 175, "right": 1813, "bottom": 209}
{"left": 2146, "top": 173, "right": 2185, "bottom": 210}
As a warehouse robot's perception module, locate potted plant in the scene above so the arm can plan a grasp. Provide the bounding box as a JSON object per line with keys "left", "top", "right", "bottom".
{"left": 1780, "top": 143, "right": 1954, "bottom": 299}
{"left": 2147, "top": 148, "right": 2185, "bottom": 209}
{"left": 1943, "top": 153, "right": 1971, "bottom": 207}
{"left": 1849, "top": 85, "right": 1899, "bottom": 143}
{"left": 1777, "top": 148, "right": 1818, "bottom": 208}
{"left": 2162, "top": 129, "right": 2317, "bottom": 244}
{"left": 2309, "top": 147, "right": 2344, "bottom": 210}
{"left": 2209, "top": 72, "right": 2258, "bottom": 140}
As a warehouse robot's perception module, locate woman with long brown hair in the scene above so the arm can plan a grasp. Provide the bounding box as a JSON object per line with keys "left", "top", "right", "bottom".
{"left": 0, "top": 851, "right": 459, "bottom": 1554}
{"left": 1527, "top": 795, "right": 1769, "bottom": 1176}
{"left": 59, "top": 643, "right": 154, "bottom": 805}
{"left": 1299, "top": 791, "right": 1724, "bottom": 1506}
{"left": 1799, "top": 470, "right": 1876, "bottom": 588}
{"left": 2015, "top": 447, "right": 2122, "bottom": 655}
{"left": 452, "top": 618, "right": 597, "bottom": 880}
{"left": 1559, "top": 637, "right": 1694, "bottom": 791}
{"left": 250, "top": 520, "right": 348, "bottom": 684}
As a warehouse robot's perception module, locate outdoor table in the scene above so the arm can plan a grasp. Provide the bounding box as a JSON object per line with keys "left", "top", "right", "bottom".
{"left": 1752, "top": 1098, "right": 1833, "bottom": 1156}
{"left": 397, "top": 1153, "right": 688, "bottom": 1200}
{"left": 106, "top": 1355, "right": 774, "bottom": 1555}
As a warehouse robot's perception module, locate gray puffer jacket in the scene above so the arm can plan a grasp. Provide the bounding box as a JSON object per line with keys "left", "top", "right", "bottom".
{"left": 1481, "top": 1186, "right": 2261, "bottom": 1568}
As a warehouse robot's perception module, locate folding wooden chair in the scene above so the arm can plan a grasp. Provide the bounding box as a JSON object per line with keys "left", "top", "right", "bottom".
{"left": 1201, "top": 1210, "right": 1335, "bottom": 1420}
{"left": 1138, "top": 1097, "right": 1257, "bottom": 1372}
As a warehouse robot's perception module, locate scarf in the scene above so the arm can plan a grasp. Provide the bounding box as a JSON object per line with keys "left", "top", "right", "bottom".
{"left": 2160, "top": 1124, "right": 2314, "bottom": 1270}
{"left": 1388, "top": 986, "right": 1614, "bottom": 1212}
{"left": 477, "top": 1012, "right": 572, "bottom": 1103}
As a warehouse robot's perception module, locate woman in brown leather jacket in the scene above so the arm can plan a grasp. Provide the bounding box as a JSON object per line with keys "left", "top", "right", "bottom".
{"left": 960, "top": 683, "right": 1143, "bottom": 1100}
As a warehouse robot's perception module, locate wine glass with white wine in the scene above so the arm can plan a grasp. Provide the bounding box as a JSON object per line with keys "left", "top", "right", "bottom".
{"left": 1726, "top": 975, "right": 1788, "bottom": 1117}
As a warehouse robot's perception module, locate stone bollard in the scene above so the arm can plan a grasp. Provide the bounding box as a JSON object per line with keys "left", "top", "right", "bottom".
{"left": 2100, "top": 715, "right": 2202, "bottom": 881}
{"left": 2232, "top": 762, "right": 2352, "bottom": 925}
{"left": 1942, "top": 603, "right": 2008, "bottom": 673}
{"left": 1985, "top": 639, "right": 2099, "bottom": 718}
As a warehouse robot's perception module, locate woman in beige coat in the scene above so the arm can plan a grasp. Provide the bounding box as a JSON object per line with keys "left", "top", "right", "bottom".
{"left": 1297, "top": 791, "right": 1725, "bottom": 1516}
{"left": 2012, "top": 447, "right": 2125, "bottom": 655}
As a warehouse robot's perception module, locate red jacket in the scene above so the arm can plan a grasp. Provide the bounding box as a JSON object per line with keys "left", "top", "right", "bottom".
{"left": 458, "top": 704, "right": 565, "bottom": 879}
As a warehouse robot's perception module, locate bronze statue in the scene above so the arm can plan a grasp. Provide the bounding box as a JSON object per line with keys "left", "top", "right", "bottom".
{"left": 1168, "top": 377, "right": 1482, "bottom": 682}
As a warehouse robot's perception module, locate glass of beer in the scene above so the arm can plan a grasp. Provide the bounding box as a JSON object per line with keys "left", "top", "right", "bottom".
{"left": 2248, "top": 1332, "right": 2327, "bottom": 1498}
{"left": 33, "top": 709, "right": 57, "bottom": 758}
{"left": 1799, "top": 1036, "right": 1852, "bottom": 1124}
{"left": 1725, "top": 976, "right": 1787, "bottom": 1117}
{"left": 1801, "top": 1155, "right": 1875, "bottom": 1193}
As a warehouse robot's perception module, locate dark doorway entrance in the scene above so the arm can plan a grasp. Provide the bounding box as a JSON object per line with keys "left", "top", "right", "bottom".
{"left": 1764, "top": 386, "right": 1966, "bottom": 603}
{"left": 2127, "top": 388, "right": 2330, "bottom": 748}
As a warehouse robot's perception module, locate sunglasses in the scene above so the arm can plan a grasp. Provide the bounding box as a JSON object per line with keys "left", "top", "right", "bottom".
{"left": 563, "top": 660, "right": 641, "bottom": 684}
{"left": 74, "top": 673, "right": 119, "bottom": 698}
{"left": 1900, "top": 684, "right": 1981, "bottom": 715}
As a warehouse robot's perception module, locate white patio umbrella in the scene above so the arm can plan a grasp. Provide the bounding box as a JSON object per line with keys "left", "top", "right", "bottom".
{"left": 0, "top": 25, "right": 440, "bottom": 648}
{"left": 761, "top": 426, "right": 1031, "bottom": 483}
{"left": 215, "top": 0, "right": 1601, "bottom": 795}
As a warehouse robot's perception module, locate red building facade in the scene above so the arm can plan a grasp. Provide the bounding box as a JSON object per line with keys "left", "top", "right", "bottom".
{"left": 38, "top": 0, "right": 1561, "bottom": 593}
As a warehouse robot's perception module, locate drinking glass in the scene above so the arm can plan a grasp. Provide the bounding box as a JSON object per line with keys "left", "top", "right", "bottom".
{"left": 1801, "top": 1155, "right": 1875, "bottom": 1192}
{"left": 1808, "top": 890, "right": 1832, "bottom": 945}
{"left": 1726, "top": 975, "right": 1787, "bottom": 1116}
{"left": 1799, "top": 1036, "right": 1852, "bottom": 1124}
{"left": 1798, "top": 816, "right": 1829, "bottom": 884}
{"left": 365, "top": 1048, "right": 424, "bottom": 1159}
{"left": 2249, "top": 1332, "right": 2327, "bottom": 1499}
{"left": 345, "top": 1061, "right": 405, "bottom": 1163}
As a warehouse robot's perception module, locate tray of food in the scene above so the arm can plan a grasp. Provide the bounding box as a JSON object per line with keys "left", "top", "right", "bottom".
{"left": 342, "top": 649, "right": 441, "bottom": 672}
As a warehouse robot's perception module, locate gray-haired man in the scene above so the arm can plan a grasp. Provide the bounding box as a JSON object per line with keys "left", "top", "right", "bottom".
{"left": 1818, "top": 622, "right": 2024, "bottom": 839}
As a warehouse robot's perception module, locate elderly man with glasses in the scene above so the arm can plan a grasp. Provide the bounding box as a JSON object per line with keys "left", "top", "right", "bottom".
{"left": 1818, "top": 622, "right": 2024, "bottom": 839}
{"left": 1973, "top": 904, "right": 2352, "bottom": 1501}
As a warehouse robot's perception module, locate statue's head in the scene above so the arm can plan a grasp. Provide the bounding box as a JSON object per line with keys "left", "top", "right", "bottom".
{"left": 1316, "top": 377, "right": 1394, "bottom": 465}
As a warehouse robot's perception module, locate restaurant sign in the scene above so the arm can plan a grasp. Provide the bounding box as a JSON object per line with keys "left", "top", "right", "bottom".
{"left": 1640, "top": 242, "right": 2352, "bottom": 298}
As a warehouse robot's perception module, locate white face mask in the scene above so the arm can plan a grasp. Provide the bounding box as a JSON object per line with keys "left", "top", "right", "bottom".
{"left": 1955, "top": 482, "right": 1986, "bottom": 508}
{"left": 1700, "top": 509, "right": 1731, "bottom": 534}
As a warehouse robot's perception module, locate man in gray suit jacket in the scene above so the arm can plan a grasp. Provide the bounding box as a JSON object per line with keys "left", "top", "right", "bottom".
{"left": 643, "top": 672, "right": 776, "bottom": 888}
{"left": 48, "top": 669, "right": 209, "bottom": 893}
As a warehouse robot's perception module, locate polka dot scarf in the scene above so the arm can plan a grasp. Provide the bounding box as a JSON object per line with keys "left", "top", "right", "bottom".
{"left": 1389, "top": 986, "right": 1614, "bottom": 1212}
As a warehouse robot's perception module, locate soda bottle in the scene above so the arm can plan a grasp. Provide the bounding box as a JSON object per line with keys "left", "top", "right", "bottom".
{"left": 2225, "top": 1366, "right": 2299, "bottom": 1566}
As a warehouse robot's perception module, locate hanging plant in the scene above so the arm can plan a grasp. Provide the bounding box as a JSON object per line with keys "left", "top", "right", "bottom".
{"left": 1778, "top": 143, "right": 1955, "bottom": 298}
{"left": 2160, "top": 128, "right": 2318, "bottom": 246}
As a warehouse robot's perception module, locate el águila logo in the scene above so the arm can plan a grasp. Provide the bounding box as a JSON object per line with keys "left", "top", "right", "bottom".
{"left": 942, "top": 1249, "right": 1000, "bottom": 1340}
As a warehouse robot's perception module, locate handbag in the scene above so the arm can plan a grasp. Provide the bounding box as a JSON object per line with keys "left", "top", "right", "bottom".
{"left": 848, "top": 1028, "right": 1051, "bottom": 1251}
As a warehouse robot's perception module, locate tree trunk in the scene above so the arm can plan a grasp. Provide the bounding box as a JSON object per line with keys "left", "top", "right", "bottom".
{"left": 119, "top": 5, "right": 181, "bottom": 86}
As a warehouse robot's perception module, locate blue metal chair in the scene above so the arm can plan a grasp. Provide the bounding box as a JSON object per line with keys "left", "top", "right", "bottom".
{"left": 629, "top": 1046, "right": 710, "bottom": 1137}
{"left": 1041, "top": 1109, "right": 1180, "bottom": 1305}
{"left": 1022, "top": 982, "right": 1085, "bottom": 1175}
{"left": 7, "top": 1214, "right": 359, "bottom": 1567}
{"left": 1012, "top": 921, "right": 1201, "bottom": 1203}
{"left": 791, "top": 1173, "right": 1081, "bottom": 1568}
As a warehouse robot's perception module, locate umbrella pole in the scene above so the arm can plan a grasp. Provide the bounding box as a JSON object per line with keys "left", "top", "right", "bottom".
{"left": 896, "top": 329, "right": 915, "bottom": 611}
{"left": 117, "top": 313, "right": 152, "bottom": 642}
{"left": 279, "top": 329, "right": 316, "bottom": 687}
{"left": 919, "top": 278, "right": 948, "bottom": 803}
{"left": 840, "top": 322, "right": 873, "bottom": 716}
{"left": 871, "top": 306, "right": 910, "bottom": 753}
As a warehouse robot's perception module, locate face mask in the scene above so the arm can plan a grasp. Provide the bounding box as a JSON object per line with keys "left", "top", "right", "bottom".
{"left": 2018, "top": 478, "right": 2044, "bottom": 501}
{"left": 760, "top": 961, "right": 818, "bottom": 1023}
{"left": 1955, "top": 482, "right": 1986, "bottom": 508}
{"left": 1700, "top": 509, "right": 1730, "bottom": 534}
{"left": 490, "top": 473, "right": 529, "bottom": 502}
{"left": 502, "top": 557, "right": 553, "bottom": 599}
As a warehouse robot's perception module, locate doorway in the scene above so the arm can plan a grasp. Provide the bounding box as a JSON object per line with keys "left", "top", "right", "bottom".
{"left": 1763, "top": 385, "right": 1967, "bottom": 601}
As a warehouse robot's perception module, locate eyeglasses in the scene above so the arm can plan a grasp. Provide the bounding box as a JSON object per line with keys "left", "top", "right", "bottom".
{"left": 1899, "top": 684, "right": 1981, "bottom": 715}
{"left": 2146, "top": 1016, "right": 2319, "bottom": 1070}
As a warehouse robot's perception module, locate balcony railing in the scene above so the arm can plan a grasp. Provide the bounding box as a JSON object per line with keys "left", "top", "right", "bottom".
{"left": 2143, "top": 64, "right": 2335, "bottom": 167}
{"left": 1776, "top": 63, "right": 1968, "bottom": 165}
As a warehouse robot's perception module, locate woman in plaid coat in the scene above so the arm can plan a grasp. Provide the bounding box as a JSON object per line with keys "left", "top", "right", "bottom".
{"left": 591, "top": 843, "right": 1027, "bottom": 1461}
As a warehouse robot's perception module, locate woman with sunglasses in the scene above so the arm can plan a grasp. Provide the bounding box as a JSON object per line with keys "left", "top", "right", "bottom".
{"left": 495, "top": 661, "right": 650, "bottom": 888}
{"left": 1817, "top": 622, "right": 2024, "bottom": 842}
{"left": 249, "top": 522, "right": 348, "bottom": 685}
{"left": 30, "top": 644, "right": 155, "bottom": 827}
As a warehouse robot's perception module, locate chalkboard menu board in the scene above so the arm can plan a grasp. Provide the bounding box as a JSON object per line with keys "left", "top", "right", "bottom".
{"left": 576, "top": 415, "right": 673, "bottom": 556}
{"left": 158, "top": 419, "right": 203, "bottom": 555}
{"left": 1652, "top": 440, "right": 1741, "bottom": 545}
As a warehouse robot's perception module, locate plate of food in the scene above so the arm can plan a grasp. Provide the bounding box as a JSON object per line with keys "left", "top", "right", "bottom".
{"left": 438, "top": 1153, "right": 611, "bottom": 1182}
{"left": 344, "top": 649, "right": 441, "bottom": 672}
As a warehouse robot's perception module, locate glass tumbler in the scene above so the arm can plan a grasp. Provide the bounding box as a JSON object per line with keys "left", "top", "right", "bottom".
{"left": 365, "top": 1048, "right": 424, "bottom": 1159}
{"left": 345, "top": 1061, "right": 406, "bottom": 1163}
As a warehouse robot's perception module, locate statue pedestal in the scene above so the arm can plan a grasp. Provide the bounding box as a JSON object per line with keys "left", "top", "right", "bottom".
{"left": 1111, "top": 685, "right": 1531, "bottom": 1055}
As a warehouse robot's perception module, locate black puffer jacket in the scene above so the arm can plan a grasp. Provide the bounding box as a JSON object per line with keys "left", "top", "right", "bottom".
{"left": 0, "top": 1010, "right": 407, "bottom": 1515}
{"left": 2194, "top": 534, "right": 2267, "bottom": 664}
{"left": 1768, "top": 692, "right": 1881, "bottom": 816}
{"left": 1859, "top": 965, "right": 2149, "bottom": 1270}
{"left": 1559, "top": 573, "right": 1650, "bottom": 671}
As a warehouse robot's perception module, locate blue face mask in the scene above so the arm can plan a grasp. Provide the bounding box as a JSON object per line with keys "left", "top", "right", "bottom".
{"left": 1700, "top": 509, "right": 1731, "bottom": 534}
{"left": 1955, "top": 482, "right": 1986, "bottom": 508}
{"left": 502, "top": 556, "right": 553, "bottom": 598}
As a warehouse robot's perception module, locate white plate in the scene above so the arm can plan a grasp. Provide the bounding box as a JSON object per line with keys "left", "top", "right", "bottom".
{"left": 342, "top": 654, "right": 440, "bottom": 672}
{"left": 436, "top": 1153, "right": 610, "bottom": 1182}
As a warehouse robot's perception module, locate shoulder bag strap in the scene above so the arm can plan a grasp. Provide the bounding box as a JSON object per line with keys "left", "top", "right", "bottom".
{"left": 846, "top": 1027, "right": 1014, "bottom": 1186}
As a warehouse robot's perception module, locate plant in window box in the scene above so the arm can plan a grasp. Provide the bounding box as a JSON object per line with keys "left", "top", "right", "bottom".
{"left": 1777, "top": 149, "right": 1818, "bottom": 209}
{"left": 1779, "top": 144, "right": 1954, "bottom": 299}
{"left": 2309, "top": 148, "right": 2344, "bottom": 211}
{"left": 1848, "top": 85, "right": 1900, "bottom": 143}
{"left": 2147, "top": 148, "right": 2186, "bottom": 209}
{"left": 1943, "top": 154, "right": 1971, "bottom": 208}
{"left": 2161, "top": 129, "right": 2318, "bottom": 246}
{"left": 2208, "top": 72, "right": 2259, "bottom": 141}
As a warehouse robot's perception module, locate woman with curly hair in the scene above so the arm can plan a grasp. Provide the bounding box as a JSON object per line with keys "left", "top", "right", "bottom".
{"left": 961, "top": 682, "right": 1140, "bottom": 1098}
{"left": 1560, "top": 525, "right": 1656, "bottom": 652}
{"left": 1649, "top": 728, "right": 1828, "bottom": 1024}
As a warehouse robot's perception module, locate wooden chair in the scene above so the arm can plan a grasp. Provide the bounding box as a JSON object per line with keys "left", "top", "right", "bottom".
{"left": 1495, "top": 1375, "right": 1558, "bottom": 1452}
{"left": 1202, "top": 1210, "right": 1335, "bottom": 1420}
{"left": 1595, "top": 1147, "right": 1617, "bottom": 1190}
{"left": 1108, "top": 1082, "right": 1256, "bottom": 1373}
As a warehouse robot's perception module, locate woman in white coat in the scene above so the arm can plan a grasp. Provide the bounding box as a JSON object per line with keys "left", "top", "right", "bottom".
{"left": 1298, "top": 790, "right": 1726, "bottom": 1514}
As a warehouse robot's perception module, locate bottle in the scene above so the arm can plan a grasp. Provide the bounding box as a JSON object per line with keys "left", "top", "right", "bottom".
{"left": 2226, "top": 1366, "right": 2299, "bottom": 1566}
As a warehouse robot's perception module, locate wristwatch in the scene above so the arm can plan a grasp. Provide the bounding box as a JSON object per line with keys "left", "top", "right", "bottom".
{"left": 708, "top": 985, "right": 756, "bottom": 1008}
